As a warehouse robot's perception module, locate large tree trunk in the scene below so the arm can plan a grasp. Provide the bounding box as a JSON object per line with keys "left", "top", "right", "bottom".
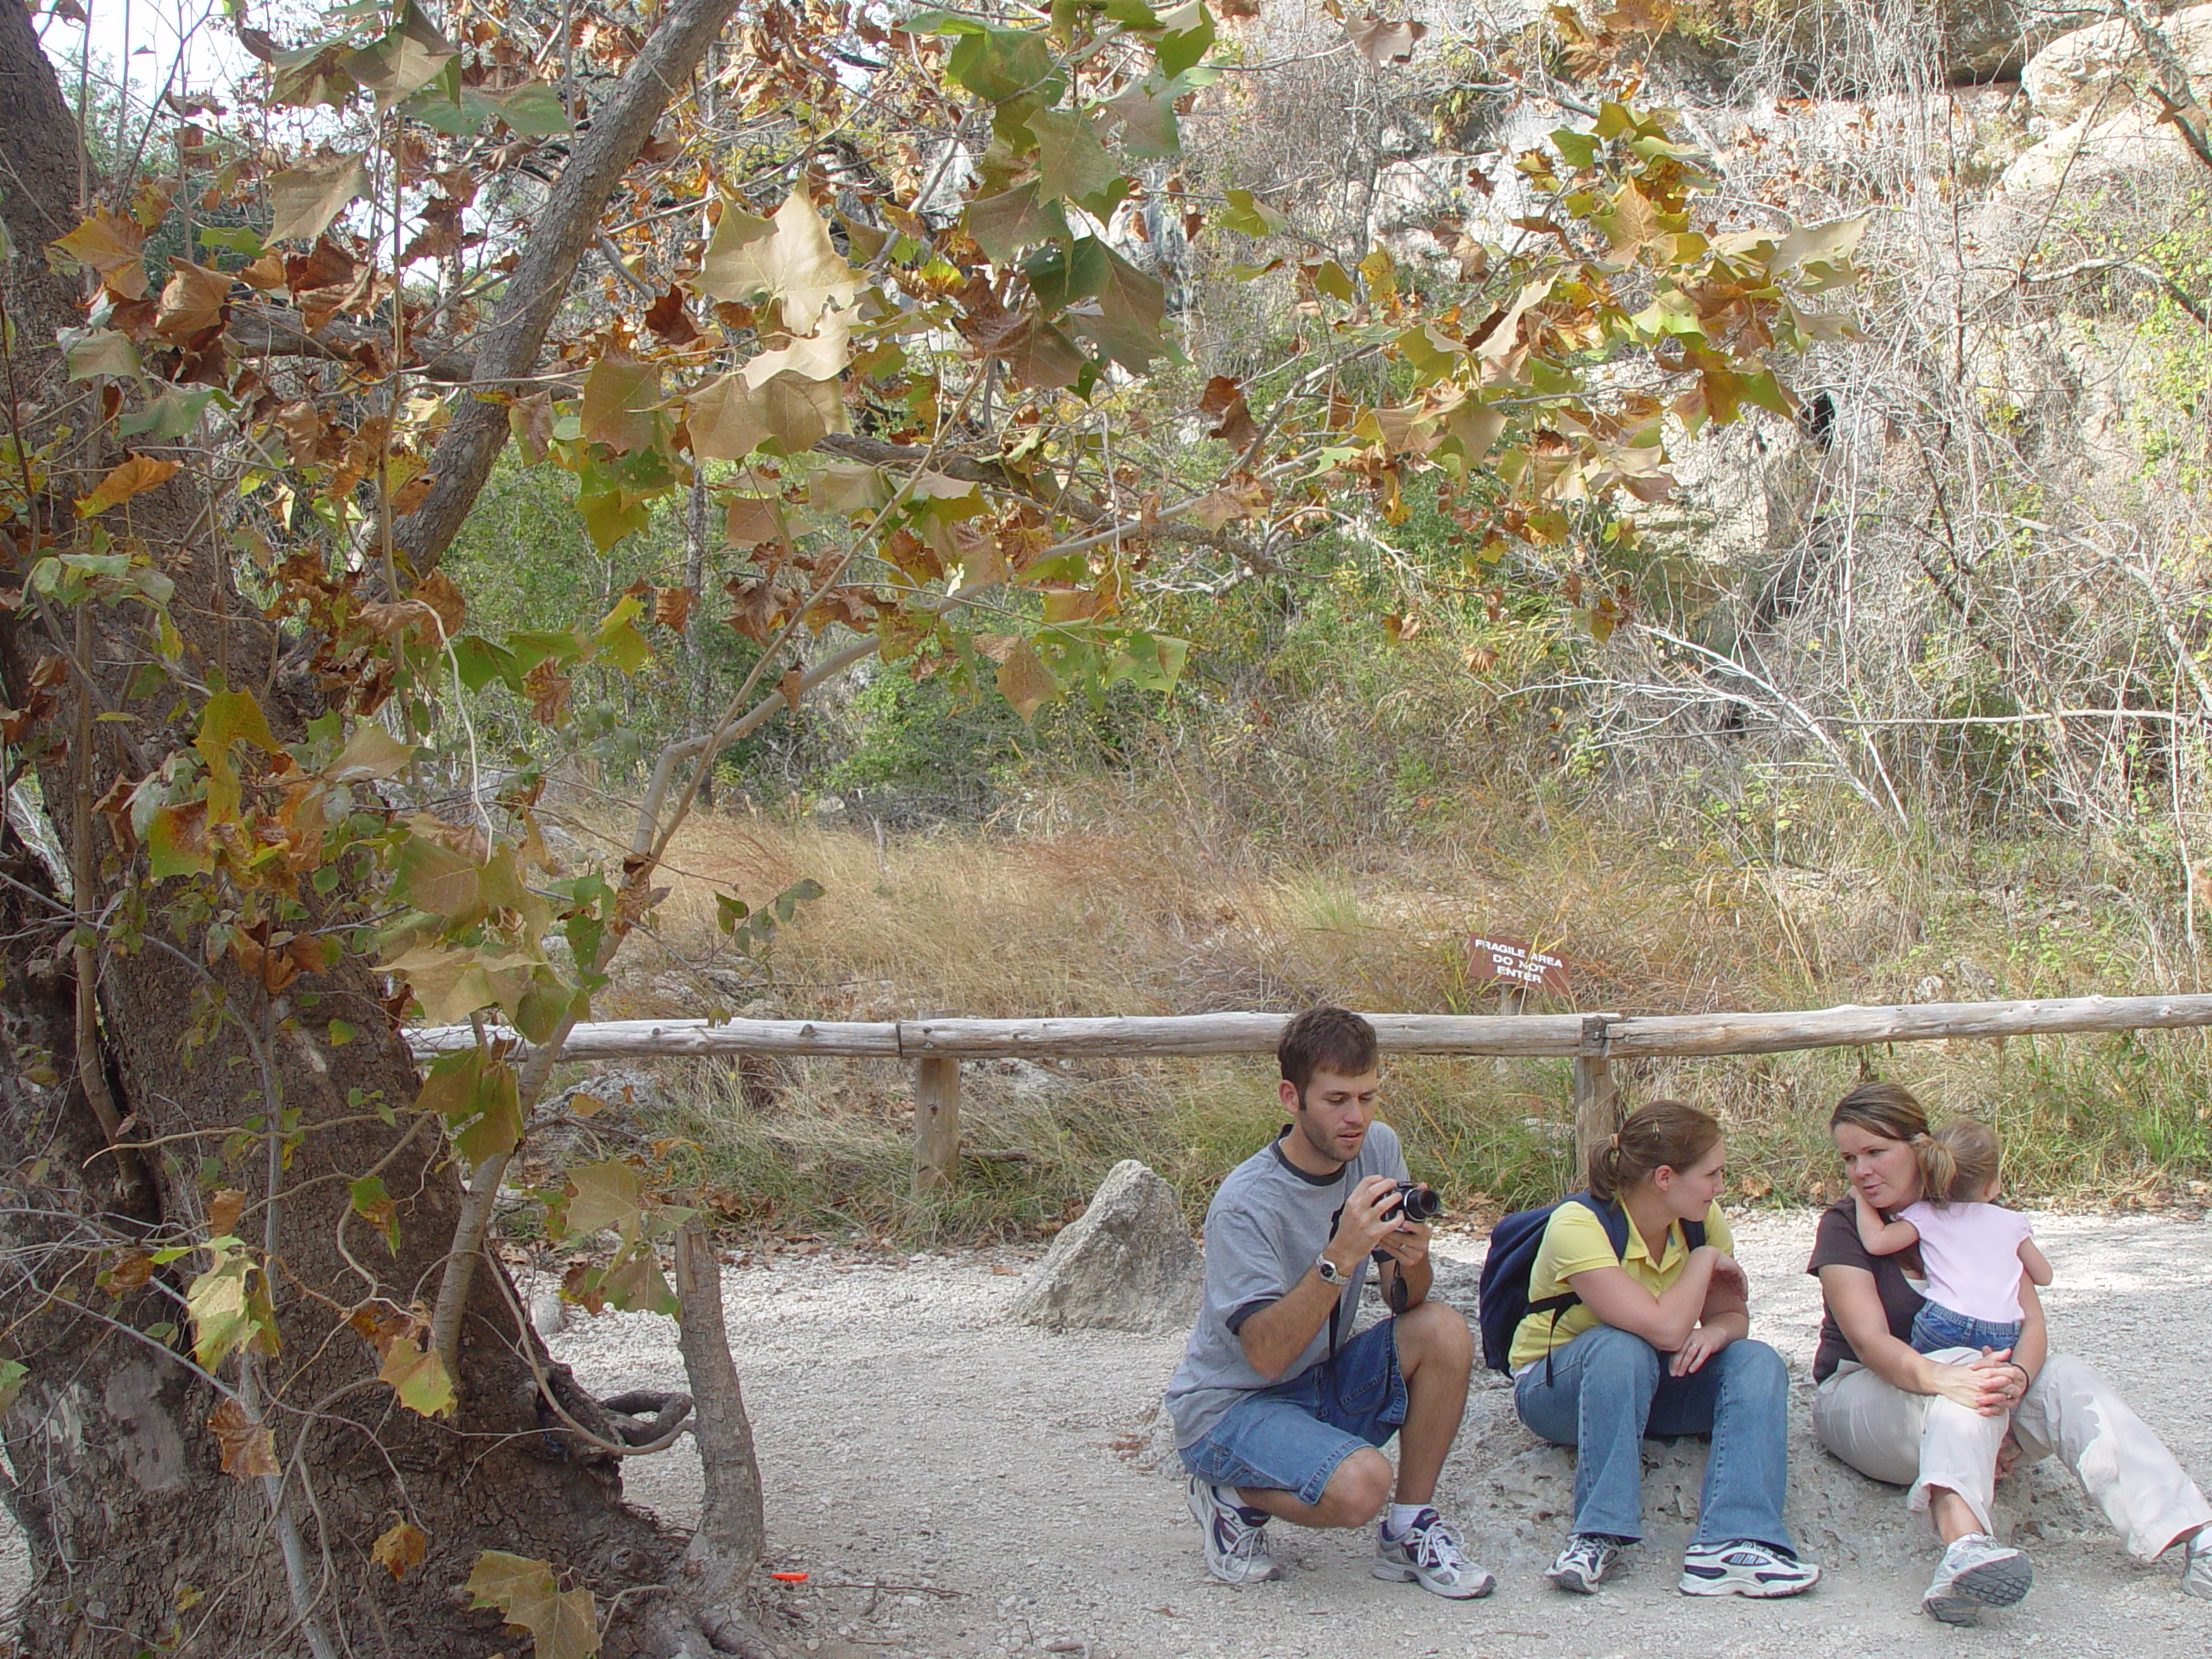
{"left": 0, "top": 6, "right": 776, "bottom": 1654}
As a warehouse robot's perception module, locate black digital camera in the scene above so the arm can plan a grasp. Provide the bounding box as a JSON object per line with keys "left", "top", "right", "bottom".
{"left": 1382, "top": 1180, "right": 1442, "bottom": 1223}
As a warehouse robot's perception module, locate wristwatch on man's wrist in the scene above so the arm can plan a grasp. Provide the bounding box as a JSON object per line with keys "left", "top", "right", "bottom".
{"left": 1315, "top": 1253, "right": 1346, "bottom": 1285}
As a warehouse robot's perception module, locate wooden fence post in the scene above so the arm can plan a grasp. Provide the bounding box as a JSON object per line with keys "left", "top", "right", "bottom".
{"left": 911, "top": 1053, "right": 961, "bottom": 1197}
{"left": 1572, "top": 1014, "right": 1619, "bottom": 1175}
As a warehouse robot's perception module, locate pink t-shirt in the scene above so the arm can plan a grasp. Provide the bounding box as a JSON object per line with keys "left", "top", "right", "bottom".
{"left": 1898, "top": 1200, "right": 2035, "bottom": 1321}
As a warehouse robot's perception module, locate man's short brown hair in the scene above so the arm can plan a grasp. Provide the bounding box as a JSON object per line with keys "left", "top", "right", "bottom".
{"left": 1278, "top": 1006, "right": 1379, "bottom": 1097}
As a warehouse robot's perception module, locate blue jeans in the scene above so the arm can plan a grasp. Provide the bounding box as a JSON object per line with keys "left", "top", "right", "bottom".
{"left": 1910, "top": 1300, "right": 2022, "bottom": 1356}
{"left": 1513, "top": 1324, "right": 1796, "bottom": 1552}
{"left": 1180, "top": 1319, "right": 1408, "bottom": 1506}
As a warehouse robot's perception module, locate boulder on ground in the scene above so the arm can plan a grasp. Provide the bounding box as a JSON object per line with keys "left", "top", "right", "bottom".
{"left": 2022, "top": 3, "right": 2212, "bottom": 130}
{"left": 1008, "top": 1160, "right": 1202, "bottom": 1334}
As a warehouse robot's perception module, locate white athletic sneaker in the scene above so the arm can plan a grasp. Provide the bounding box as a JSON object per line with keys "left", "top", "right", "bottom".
{"left": 2183, "top": 1535, "right": 2212, "bottom": 1599}
{"left": 1185, "top": 1475, "right": 1281, "bottom": 1584}
{"left": 1371, "top": 1508, "right": 1497, "bottom": 1599}
{"left": 1678, "top": 1539, "right": 1821, "bottom": 1598}
{"left": 1921, "top": 1533, "right": 2031, "bottom": 1624}
{"left": 1546, "top": 1533, "right": 1626, "bottom": 1594}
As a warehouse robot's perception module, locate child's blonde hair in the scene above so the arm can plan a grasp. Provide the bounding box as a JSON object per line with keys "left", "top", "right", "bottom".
{"left": 1913, "top": 1117, "right": 2001, "bottom": 1209}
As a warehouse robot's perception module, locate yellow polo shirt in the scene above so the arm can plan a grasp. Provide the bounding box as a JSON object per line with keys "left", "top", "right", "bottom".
{"left": 1506, "top": 1199, "right": 1733, "bottom": 1371}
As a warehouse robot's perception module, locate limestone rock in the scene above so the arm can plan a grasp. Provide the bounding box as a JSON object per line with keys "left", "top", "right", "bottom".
{"left": 2001, "top": 106, "right": 2200, "bottom": 194}
{"left": 1008, "top": 1160, "right": 1201, "bottom": 1335}
{"left": 530, "top": 1290, "right": 569, "bottom": 1338}
{"left": 2022, "top": 4, "right": 2212, "bottom": 131}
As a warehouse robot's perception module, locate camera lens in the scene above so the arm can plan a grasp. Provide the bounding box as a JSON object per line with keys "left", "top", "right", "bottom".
{"left": 1396, "top": 1182, "right": 1442, "bottom": 1222}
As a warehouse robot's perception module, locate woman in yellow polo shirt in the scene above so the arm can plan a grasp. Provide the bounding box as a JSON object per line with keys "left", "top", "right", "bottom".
{"left": 1510, "top": 1100, "right": 1819, "bottom": 1599}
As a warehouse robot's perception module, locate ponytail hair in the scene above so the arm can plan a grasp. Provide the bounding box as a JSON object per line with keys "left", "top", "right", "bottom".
{"left": 1587, "top": 1099, "right": 1722, "bottom": 1203}
{"left": 1910, "top": 1130, "right": 1957, "bottom": 1211}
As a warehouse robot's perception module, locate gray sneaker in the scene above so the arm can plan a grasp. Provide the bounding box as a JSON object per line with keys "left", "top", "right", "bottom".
{"left": 1371, "top": 1508, "right": 1497, "bottom": 1599}
{"left": 1546, "top": 1534, "right": 1625, "bottom": 1594}
{"left": 1922, "top": 1533, "right": 2032, "bottom": 1625}
{"left": 2182, "top": 1535, "right": 2212, "bottom": 1599}
{"left": 1185, "top": 1476, "right": 1281, "bottom": 1584}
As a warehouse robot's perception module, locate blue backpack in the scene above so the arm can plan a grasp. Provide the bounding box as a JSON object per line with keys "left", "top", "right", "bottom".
{"left": 1476, "top": 1192, "right": 1706, "bottom": 1375}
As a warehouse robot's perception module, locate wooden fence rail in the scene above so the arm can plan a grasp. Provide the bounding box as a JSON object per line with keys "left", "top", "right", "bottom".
{"left": 406, "top": 992, "right": 2212, "bottom": 1194}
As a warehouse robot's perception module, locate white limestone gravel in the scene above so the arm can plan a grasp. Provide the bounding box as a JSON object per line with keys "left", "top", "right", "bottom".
{"left": 545, "top": 1209, "right": 2212, "bottom": 1659}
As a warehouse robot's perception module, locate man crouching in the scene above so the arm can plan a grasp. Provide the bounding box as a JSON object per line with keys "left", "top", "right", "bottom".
{"left": 1164, "top": 1007, "right": 1493, "bottom": 1597}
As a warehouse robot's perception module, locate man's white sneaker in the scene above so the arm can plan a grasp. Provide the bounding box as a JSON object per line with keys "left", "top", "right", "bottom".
{"left": 1921, "top": 1533, "right": 2031, "bottom": 1625}
{"left": 1371, "top": 1508, "right": 1497, "bottom": 1600}
{"left": 2183, "top": 1535, "right": 2212, "bottom": 1599}
{"left": 1678, "top": 1540, "right": 1821, "bottom": 1599}
{"left": 1185, "top": 1475, "right": 1281, "bottom": 1584}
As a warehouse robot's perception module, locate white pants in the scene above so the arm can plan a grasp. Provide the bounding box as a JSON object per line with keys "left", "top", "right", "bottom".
{"left": 1812, "top": 1349, "right": 2212, "bottom": 1560}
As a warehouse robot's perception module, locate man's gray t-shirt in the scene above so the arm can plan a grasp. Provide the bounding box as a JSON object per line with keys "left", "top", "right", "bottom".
{"left": 1164, "top": 1122, "right": 1409, "bottom": 1449}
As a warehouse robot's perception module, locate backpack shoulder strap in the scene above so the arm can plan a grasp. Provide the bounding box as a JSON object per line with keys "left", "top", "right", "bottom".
{"left": 1685, "top": 1213, "right": 1707, "bottom": 1251}
{"left": 1568, "top": 1192, "right": 1632, "bottom": 1262}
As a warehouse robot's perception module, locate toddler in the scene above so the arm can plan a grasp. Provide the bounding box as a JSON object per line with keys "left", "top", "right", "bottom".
{"left": 1853, "top": 1118, "right": 2052, "bottom": 1357}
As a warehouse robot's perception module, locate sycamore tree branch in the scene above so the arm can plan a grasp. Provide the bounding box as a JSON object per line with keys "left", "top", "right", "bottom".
{"left": 392, "top": 0, "right": 746, "bottom": 576}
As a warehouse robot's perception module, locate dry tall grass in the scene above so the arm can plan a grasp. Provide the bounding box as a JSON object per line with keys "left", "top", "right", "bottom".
{"left": 538, "top": 783, "right": 2212, "bottom": 1240}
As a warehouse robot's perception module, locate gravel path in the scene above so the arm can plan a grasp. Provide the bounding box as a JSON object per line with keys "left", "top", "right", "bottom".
{"left": 543, "top": 1209, "right": 2212, "bottom": 1659}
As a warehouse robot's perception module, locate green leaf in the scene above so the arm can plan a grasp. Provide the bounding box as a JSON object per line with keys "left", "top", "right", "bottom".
{"left": 480, "top": 80, "right": 570, "bottom": 136}
{"left": 413, "top": 1045, "right": 524, "bottom": 1165}
{"left": 1030, "top": 108, "right": 1122, "bottom": 211}
{"left": 466, "top": 1553, "right": 599, "bottom": 1659}
{"left": 556, "top": 1159, "right": 645, "bottom": 1239}
{"left": 346, "top": 1, "right": 458, "bottom": 104}
{"left": 1153, "top": 0, "right": 1215, "bottom": 77}
{"left": 325, "top": 722, "right": 416, "bottom": 783}
{"left": 186, "top": 1250, "right": 255, "bottom": 1371}
{"left": 0, "top": 1358, "right": 26, "bottom": 1418}
{"left": 1067, "top": 241, "right": 1167, "bottom": 372}
{"left": 601, "top": 1247, "right": 677, "bottom": 1315}
{"left": 1219, "top": 188, "right": 1286, "bottom": 238}
{"left": 1550, "top": 127, "right": 1600, "bottom": 169}
{"left": 592, "top": 595, "right": 653, "bottom": 674}
{"left": 579, "top": 355, "right": 660, "bottom": 454}
{"left": 194, "top": 686, "right": 279, "bottom": 823}
{"left": 1102, "top": 76, "right": 1181, "bottom": 158}
{"left": 390, "top": 831, "right": 483, "bottom": 923}
{"left": 63, "top": 328, "right": 143, "bottom": 381}
{"left": 963, "top": 181, "right": 1071, "bottom": 264}
{"left": 377, "top": 1330, "right": 456, "bottom": 1417}
{"left": 348, "top": 1174, "right": 400, "bottom": 1253}
{"left": 199, "top": 224, "right": 264, "bottom": 257}
{"left": 946, "top": 26, "right": 1058, "bottom": 104}
{"left": 118, "top": 386, "right": 220, "bottom": 442}
{"left": 449, "top": 633, "right": 522, "bottom": 694}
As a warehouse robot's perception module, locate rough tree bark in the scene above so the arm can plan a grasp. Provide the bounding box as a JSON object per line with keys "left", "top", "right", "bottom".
{"left": 0, "top": 3, "right": 781, "bottom": 1654}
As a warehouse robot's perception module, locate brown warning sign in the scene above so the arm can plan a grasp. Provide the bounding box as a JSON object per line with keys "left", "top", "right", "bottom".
{"left": 1468, "top": 933, "right": 1571, "bottom": 996}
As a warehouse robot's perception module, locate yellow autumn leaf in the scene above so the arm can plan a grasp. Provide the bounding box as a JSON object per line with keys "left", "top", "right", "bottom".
{"left": 75, "top": 455, "right": 179, "bottom": 518}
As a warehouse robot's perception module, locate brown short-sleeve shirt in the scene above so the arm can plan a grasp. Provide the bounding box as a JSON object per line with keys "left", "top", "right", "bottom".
{"left": 1805, "top": 1197, "right": 1924, "bottom": 1382}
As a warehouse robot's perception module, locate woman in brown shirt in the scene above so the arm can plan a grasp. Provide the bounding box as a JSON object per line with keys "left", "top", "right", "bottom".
{"left": 1808, "top": 1081, "right": 2212, "bottom": 1624}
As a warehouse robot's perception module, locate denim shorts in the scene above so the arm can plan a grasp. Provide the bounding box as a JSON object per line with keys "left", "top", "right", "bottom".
{"left": 1911, "top": 1301, "right": 2023, "bottom": 1356}
{"left": 1179, "top": 1318, "right": 1407, "bottom": 1506}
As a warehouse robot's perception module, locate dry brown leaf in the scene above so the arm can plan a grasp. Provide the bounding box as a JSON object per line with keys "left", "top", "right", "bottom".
{"left": 155, "top": 260, "right": 231, "bottom": 341}
{"left": 207, "top": 1187, "right": 247, "bottom": 1237}
{"left": 652, "top": 586, "right": 694, "bottom": 632}
{"left": 411, "top": 571, "right": 465, "bottom": 641}
{"left": 524, "top": 658, "right": 571, "bottom": 725}
{"left": 371, "top": 1519, "right": 429, "bottom": 1580}
{"left": 209, "top": 1398, "right": 280, "bottom": 1479}
{"left": 1342, "top": 11, "right": 1427, "bottom": 65}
